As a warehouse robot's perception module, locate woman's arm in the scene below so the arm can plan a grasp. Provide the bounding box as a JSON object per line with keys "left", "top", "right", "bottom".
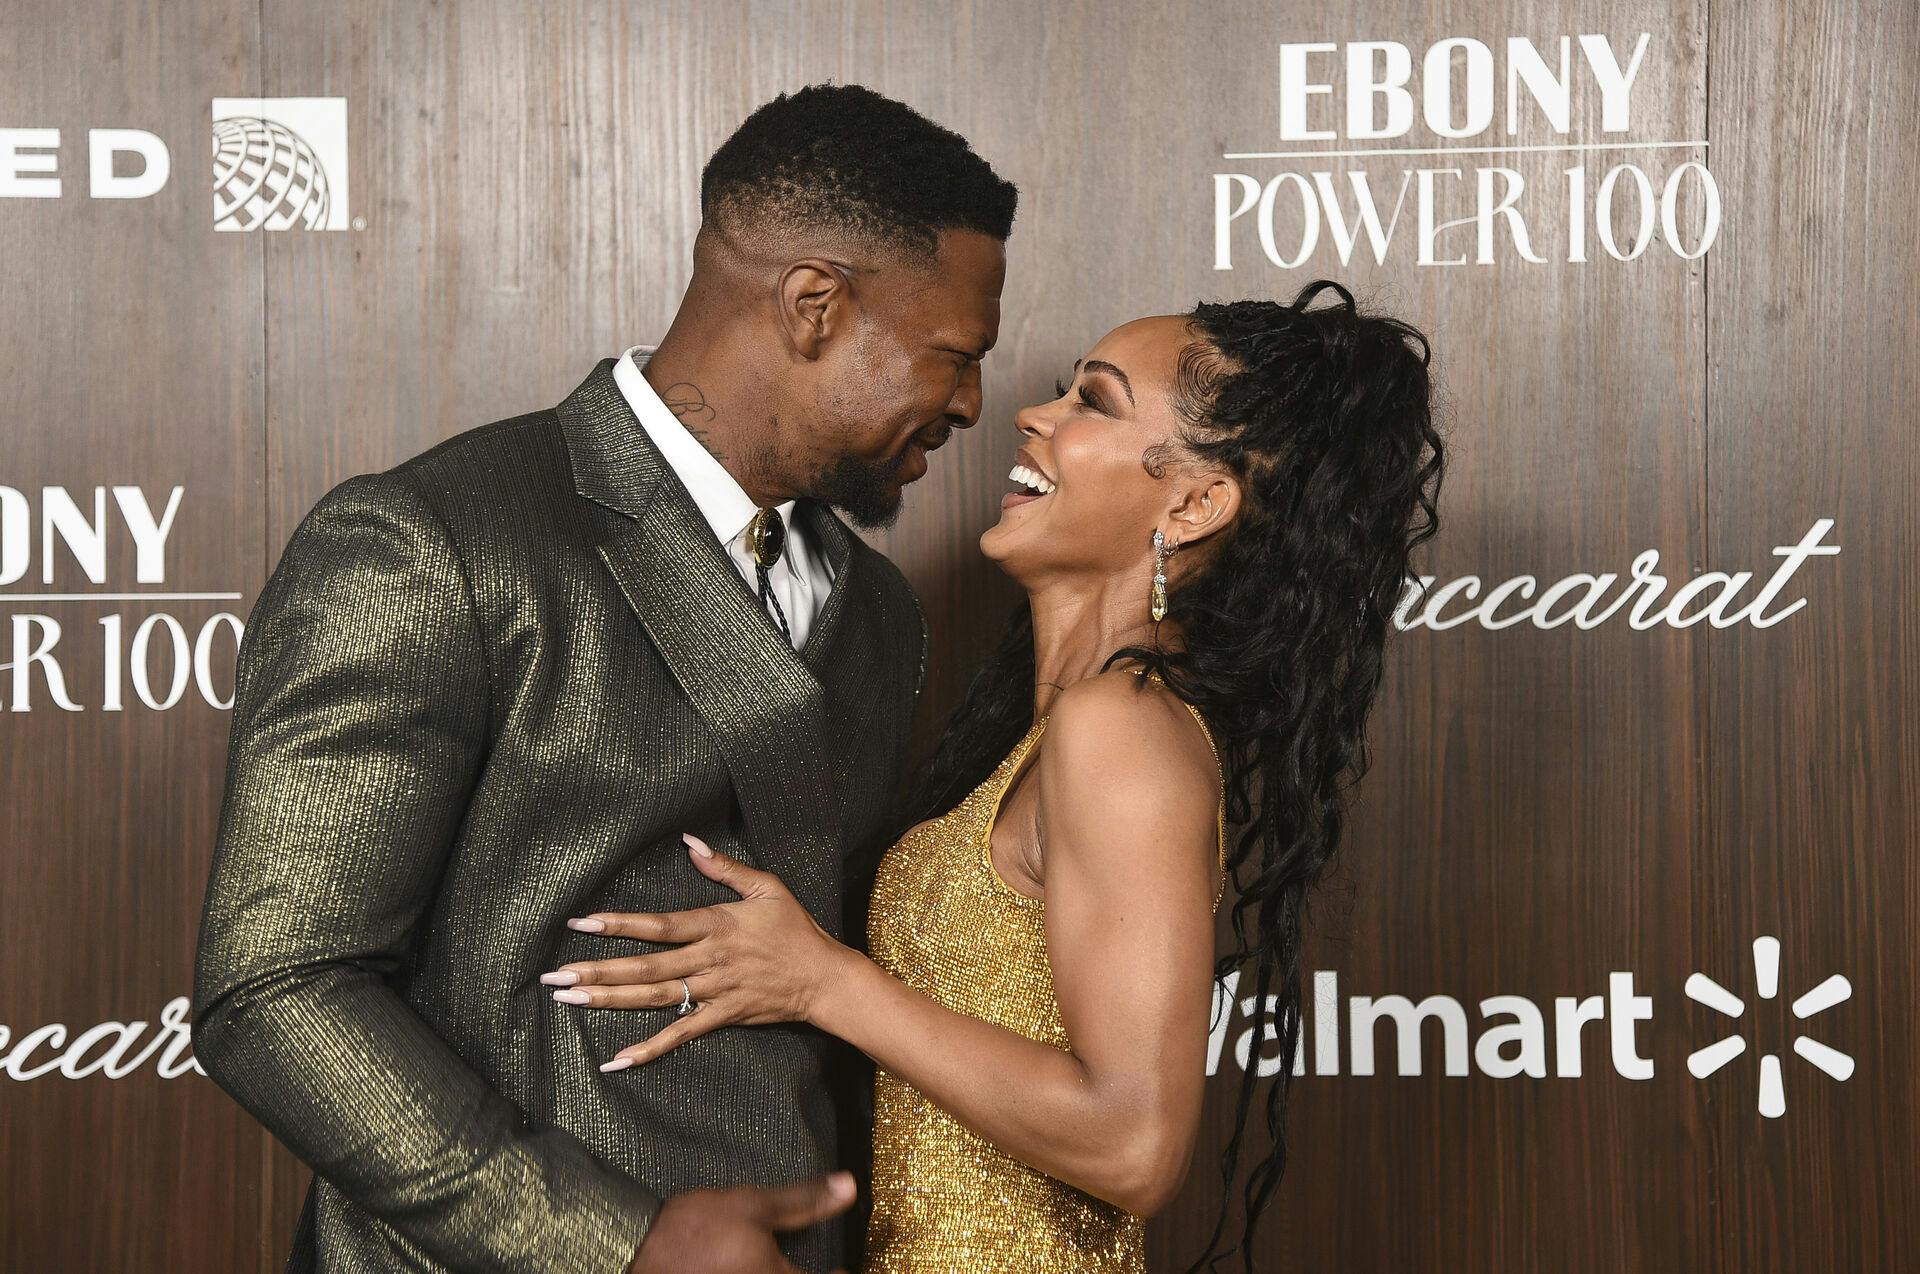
{"left": 815, "top": 674, "right": 1222, "bottom": 1214}
{"left": 550, "top": 675, "right": 1222, "bottom": 1216}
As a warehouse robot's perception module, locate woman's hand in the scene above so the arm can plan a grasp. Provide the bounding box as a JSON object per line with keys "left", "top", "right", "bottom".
{"left": 540, "top": 834, "right": 857, "bottom": 1070}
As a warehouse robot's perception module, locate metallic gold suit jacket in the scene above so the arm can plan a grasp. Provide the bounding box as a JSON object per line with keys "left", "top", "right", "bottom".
{"left": 191, "top": 360, "right": 928, "bottom": 1273}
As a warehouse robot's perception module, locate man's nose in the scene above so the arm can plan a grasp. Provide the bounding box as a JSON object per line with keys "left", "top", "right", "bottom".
{"left": 946, "top": 364, "right": 984, "bottom": 427}
{"left": 946, "top": 391, "right": 982, "bottom": 428}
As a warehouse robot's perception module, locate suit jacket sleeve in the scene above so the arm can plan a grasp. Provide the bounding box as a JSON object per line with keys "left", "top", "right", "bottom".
{"left": 191, "top": 470, "right": 661, "bottom": 1273}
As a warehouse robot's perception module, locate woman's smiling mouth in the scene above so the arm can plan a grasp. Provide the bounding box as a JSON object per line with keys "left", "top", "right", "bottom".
{"left": 1003, "top": 460, "right": 1056, "bottom": 509}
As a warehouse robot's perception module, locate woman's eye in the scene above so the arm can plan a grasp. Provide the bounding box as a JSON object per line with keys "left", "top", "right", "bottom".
{"left": 1054, "top": 378, "right": 1101, "bottom": 412}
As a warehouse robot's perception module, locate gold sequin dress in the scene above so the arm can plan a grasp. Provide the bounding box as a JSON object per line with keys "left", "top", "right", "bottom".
{"left": 864, "top": 670, "right": 1227, "bottom": 1273}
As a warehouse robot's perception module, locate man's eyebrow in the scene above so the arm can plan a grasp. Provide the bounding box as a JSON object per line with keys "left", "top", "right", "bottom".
{"left": 1080, "top": 359, "right": 1135, "bottom": 407}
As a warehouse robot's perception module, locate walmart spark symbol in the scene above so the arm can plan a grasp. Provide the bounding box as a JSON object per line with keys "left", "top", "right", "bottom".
{"left": 1685, "top": 935, "right": 1854, "bottom": 1118}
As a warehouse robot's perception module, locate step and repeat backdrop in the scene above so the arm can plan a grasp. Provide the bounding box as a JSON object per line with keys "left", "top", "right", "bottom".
{"left": 2, "top": 2, "right": 1914, "bottom": 1271}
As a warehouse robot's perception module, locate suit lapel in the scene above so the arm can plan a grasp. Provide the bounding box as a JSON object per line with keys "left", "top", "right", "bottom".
{"left": 557, "top": 361, "right": 842, "bottom": 895}
{"left": 793, "top": 500, "right": 857, "bottom": 672}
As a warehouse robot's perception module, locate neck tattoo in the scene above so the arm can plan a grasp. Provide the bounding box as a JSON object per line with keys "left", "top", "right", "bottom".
{"left": 658, "top": 380, "right": 725, "bottom": 460}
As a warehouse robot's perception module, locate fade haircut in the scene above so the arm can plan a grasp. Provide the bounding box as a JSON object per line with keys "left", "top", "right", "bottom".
{"left": 700, "top": 83, "right": 1018, "bottom": 260}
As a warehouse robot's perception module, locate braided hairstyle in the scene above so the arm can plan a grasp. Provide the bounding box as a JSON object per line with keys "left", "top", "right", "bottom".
{"left": 902, "top": 279, "right": 1445, "bottom": 1270}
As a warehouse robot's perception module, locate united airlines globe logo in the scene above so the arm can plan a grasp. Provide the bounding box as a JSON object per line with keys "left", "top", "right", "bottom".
{"left": 208, "top": 98, "right": 350, "bottom": 232}
{"left": 211, "top": 116, "right": 329, "bottom": 231}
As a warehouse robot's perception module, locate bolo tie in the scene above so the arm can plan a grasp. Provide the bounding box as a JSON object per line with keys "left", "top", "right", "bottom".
{"left": 746, "top": 506, "right": 792, "bottom": 645}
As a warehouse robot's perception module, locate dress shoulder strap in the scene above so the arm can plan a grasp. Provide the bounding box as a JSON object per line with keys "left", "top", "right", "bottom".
{"left": 976, "top": 717, "right": 1050, "bottom": 905}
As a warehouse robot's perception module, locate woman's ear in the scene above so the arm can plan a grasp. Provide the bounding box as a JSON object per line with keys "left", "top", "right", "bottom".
{"left": 777, "top": 258, "right": 854, "bottom": 360}
{"left": 1168, "top": 473, "right": 1240, "bottom": 547}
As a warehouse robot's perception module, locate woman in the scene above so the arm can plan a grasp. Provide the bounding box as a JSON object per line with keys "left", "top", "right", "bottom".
{"left": 543, "top": 279, "right": 1444, "bottom": 1272}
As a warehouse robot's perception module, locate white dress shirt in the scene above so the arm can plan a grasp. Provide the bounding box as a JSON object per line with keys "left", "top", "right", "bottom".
{"left": 612, "top": 345, "right": 836, "bottom": 649}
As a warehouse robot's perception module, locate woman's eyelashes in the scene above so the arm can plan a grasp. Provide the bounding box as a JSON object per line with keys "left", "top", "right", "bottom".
{"left": 1052, "top": 378, "right": 1105, "bottom": 413}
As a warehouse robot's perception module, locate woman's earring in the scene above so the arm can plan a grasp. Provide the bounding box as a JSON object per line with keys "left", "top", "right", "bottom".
{"left": 1151, "top": 529, "right": 1170, "bottom": 621}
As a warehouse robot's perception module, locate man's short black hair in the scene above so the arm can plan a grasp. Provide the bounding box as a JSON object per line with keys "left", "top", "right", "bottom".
{"left": 701, "top": 83, "right": 1017, "bottom": 258}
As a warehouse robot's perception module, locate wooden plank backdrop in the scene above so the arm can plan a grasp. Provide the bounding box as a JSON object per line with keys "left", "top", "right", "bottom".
{"left": 0, "top": 3, "right": 269, "bottom": 1271}
{"left": 1, "top": 2, "right": 1912, "bottom": 1271}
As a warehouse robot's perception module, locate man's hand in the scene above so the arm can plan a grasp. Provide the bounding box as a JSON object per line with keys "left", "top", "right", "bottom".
{"left": 627, "top": 1171, "right": 856, "bottom": 1274}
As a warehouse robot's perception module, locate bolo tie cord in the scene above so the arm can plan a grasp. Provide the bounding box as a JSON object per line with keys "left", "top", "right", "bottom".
{"left": 748, "top": 507, "right": 793, "bottom": 645}
{"left": 756, "top": 559, "right": 792, "bottom": 645}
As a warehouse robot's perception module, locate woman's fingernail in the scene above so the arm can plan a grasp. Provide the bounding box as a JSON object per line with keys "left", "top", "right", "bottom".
{"left": 567, "top": 917, "right": 605, "bottom": 932}
{"left": 551, "top": 988, "right": 591, "bottom": 1005}
{"left": 683, "top": 833, "right": 713, "bottom": 858}
{"left": 600, "top": 1057, "right": 634, "bottom": 1072}
{"left": 539, "top": 971, "right": 580, "bottom": 987}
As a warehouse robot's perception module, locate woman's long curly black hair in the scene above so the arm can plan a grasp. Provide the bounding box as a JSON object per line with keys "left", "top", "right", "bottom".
{"left": 899, "top": 279, "right": 1445, "bottom": 1271}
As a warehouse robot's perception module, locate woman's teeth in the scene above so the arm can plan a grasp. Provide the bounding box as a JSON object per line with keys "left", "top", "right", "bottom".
{"left": 1007, "top": 463, "right": 1056, "bottom": 496}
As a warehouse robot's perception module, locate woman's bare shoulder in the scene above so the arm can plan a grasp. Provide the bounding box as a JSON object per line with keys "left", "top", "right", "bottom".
{"left": 1040, "top": 669, "right": 1219, "bottom": 827}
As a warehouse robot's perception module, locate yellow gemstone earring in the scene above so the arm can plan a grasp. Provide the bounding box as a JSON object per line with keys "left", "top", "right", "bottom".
{"left": 1151, "top": 529, "right": 1171, "bottom": 621}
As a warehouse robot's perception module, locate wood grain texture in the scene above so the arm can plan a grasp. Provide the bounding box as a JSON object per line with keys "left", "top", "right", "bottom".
{"left": 1, "top": 1, "right": 1913, "bottom": 1270}
{"left": 0, "top": 3, "right": 268, "bottom": 1272}
{"left": 1702, "top": 0, "right": 1920, "bottom": 1269}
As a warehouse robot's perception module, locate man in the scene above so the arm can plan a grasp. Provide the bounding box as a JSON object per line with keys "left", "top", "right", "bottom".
{"left": 191, "top": 83, "right": 1013, "bottom": 1274}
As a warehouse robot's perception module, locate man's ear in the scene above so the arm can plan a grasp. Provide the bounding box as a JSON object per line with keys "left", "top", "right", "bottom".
{"left": 777, "top": 258, "right": 854, "bottom": 360}
{"left": 1168, "top": 473, "right": 1241, "bottom": 547}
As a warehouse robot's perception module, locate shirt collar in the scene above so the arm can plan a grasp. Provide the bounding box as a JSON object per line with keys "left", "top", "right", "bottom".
{"left": 611, "top": 344, "right": 797, "bottom": 548}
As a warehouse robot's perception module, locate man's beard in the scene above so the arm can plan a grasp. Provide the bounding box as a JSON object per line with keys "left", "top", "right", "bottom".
{"left": 808, "top": 451, "right": 909, "bottom": 530}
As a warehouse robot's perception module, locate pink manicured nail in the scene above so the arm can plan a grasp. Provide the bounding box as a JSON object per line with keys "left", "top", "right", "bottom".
{"left": 600, "top": 1057, "right": 634, "bottom": 1072}
{"left": 683, "top": 833, "right": 713, "bottom": 858}
{"left": 552, "top": 988, "right": 590, "bottom": 1005}
{"left": 567, "top": 917, "right": 605, "bottom": 932}
{"left": 539, "top": 971, "right": 580, "bottom": 986}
